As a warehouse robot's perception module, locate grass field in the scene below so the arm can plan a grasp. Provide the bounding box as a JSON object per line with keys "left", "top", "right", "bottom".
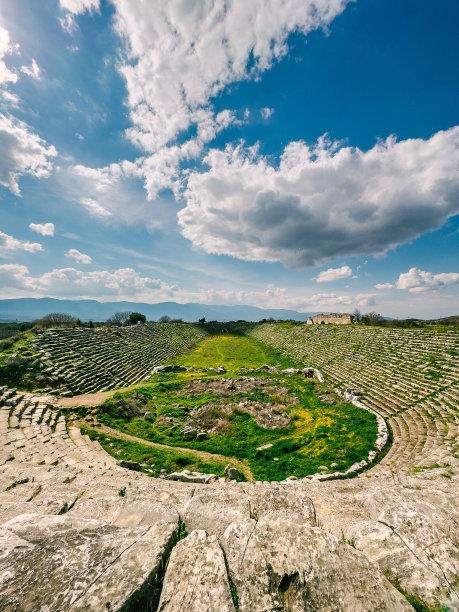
{"left": 169, "top": 333, "right": 294, "bottom": 372}
{"left": 95, "top": 334, "right": 378, "bottom": 481}
{"left": 82, "top": 427, "right": 234, "bottom": 479}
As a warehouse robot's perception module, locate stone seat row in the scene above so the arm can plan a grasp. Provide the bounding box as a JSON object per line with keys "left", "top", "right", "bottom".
{"left": 30, "top": 323, "right": 206, "bottom": 395}
{"left": 251, "top": 325, "right": 458, "bottom": 476}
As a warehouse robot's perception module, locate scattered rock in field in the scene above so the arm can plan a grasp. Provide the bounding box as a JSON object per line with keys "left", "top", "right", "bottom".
{"left": 181, "top": 426, "right": 197, "bottom": 439}
{"left": 256, "top": 443, "right": 273, "bottom": 452}
{"left": 345, "top": 387, "right": 364, "bottom": 401}
{"left": 164, "top": 470, "right": 217, "bottom": 484}
{"left": 224, "top": 464, "right": 241, "bottom": 481}
{"left": 118, "top": 460, "right": 142, "bottom": 472}
{"left": 152, "top": 365, "right": 188, "bottom": 374}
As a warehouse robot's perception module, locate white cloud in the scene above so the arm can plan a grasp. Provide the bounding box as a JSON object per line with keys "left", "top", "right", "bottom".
{"left": 59, "top": 0, "right": 100, "bottom": 32}
{"left": 260, "top": 107, "right": 274, "bottom": 120}
{"left": 0, "top": 264, "right": 32, "bottom": 289}
{"left": 313, "top": 265, "right": 352, "bottom": 283}
{"left": 0, "top": 26, "right": 18, "bottom": 85}
{"left": 0, "top": 264, "right": 176, "bottom": 300}
{"left": 0, "top": 230, "right": 43, "bottom": 255}
{"left": 396, "top": 268, "right": 459, "bottom": 293}
{"left": 375, "top": 283, "right": 393, "bottom": 290}
{"left": 59, "top": 0, "right": 100, "bottom": 12}
{"left": 29, "top": 222, "right": 55, "bottom": 237}
{"left": 1, "top": 90, "right": 20, "bottom": 109}
{"left": 20, "top": 58, "right": 40, "bottom": 78}
{"left": 0, "top": 261, "right": 378, "bottom": 312}
{"left": 66, "top": 248, "right": 92, "bottom": 264}
{"left": 179, "top": 127, "right": 459, "bottom": 269}
{"left": 57, "top": 162, "right": 177, "bottom": 230}
{"left": 113, "top": 0, "right": 350, "bottom": 156}
{"left": 0, "top": 113, "right": 57, "bottom": 195}
{"left": 79, "top": 197, "right": 113, "bottom": 218}
{"left": 99, "top": 0, "right": 352, "bottom": 197}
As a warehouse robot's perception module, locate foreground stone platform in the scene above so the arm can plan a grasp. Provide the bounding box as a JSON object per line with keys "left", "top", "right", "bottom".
{"left": 1, "top": 385, "right": 458, "bottom": 610}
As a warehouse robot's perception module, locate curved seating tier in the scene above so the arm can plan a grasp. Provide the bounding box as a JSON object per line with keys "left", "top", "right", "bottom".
{"left": 28, "top": 322, "right": 206, "bottom": 395}
{"left": 251, "top": 324, "right": 459, "bottom": 475}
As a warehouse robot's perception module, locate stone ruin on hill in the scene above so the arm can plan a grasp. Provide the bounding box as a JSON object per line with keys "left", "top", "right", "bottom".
{"left": 307, "top": 313, "right": 352, "bottom": 325}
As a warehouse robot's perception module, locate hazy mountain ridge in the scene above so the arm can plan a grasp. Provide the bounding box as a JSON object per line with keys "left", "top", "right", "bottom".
{"left": 0, "top": 298, "right": 318, "bottom": 323}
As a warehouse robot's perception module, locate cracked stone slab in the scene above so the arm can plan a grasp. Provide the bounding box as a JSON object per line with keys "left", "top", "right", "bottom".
{"left": 68, "top": 495, "right": 180, "bottom": 527}
{"left": 346, "top": 501, "right": 459, "bottom": 608}
{"left": 184, "top": 489, "right": 252, "bottom": 538}
{"left": 0, "top": 513, "right": 178, "bottom": 612}
{"left": 158, "top": 529, "right": 235, "bottom": 611}
{"left": 221, "top": 519, "right": 413, "bottom": 612}
{"left": 183, "top": 486, "right": 316, "bottom": 539}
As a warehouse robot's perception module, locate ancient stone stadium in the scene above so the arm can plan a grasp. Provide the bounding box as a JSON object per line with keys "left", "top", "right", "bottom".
{"left": 1, "top": 321, "right": 458, "bottom": 611}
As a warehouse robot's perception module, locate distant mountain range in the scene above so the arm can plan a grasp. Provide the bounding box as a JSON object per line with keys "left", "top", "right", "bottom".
{"left": 0, "top": 298, "right": 322, "bottom": 323}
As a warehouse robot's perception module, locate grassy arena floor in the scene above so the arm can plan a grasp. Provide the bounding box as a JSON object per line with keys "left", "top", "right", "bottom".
{"left": 94, "top": 334, "right": 378, "bottom": 481}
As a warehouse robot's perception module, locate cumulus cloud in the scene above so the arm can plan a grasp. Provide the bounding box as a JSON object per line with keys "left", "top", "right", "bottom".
{"left": 396, "top": 268, "right": 459, "bottom": 293}
{"left": 0, "top": 26, "right": 18, "bottom": 85}
{"left": 260, "top": 107, "right": 274, "bottom": 120}
{"left": 0, "top": 261, "right": 378, "bottom": 312}
{"left": 29, "top": 222, "right": 55, "bottom": 236}
{"left": 0, "top": 264, "right": 31, "bottom": 288}
{"left": 59, "top": 0, "right": 100, "bottom": 11}
{"left": 20, "top": 58, "right": 40, "bottom": 78}
{"left": 0, "top": 113, "right": 57, "bottom": 195}
{"left": 66, "top": 248, "right": 92, "bottom": 264}
{"left": 113, "top": 0, "right": 349, "bottom": 155}
{"left": 179, "top": 127, "right": 459, "bottom": 268}
{"left": 59, "top": 0, "right": 100, "bottom": 32}
{"left": 375, "top": 283, "right": 393, "bottom": 290}
{"left": 313, "top": 265, "right": 352, "bottom": 283}
{"left": 0, "top": 230, "right": 43, "bottom": 255}
{"left": 0, "top": 264, "right": 176, "bottom": 300}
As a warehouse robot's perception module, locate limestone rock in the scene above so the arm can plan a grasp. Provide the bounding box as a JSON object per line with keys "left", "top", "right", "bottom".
{"left": 346, "top": 500, "right": 459, "bottom": 608}
{"left": 158, "top": 530, "right": 235, "bottom": 611}
{"left": 184, "top": 489, "right": 252, "bottom": 538}
{"left": 68, "top": 496, "right": 180, "bottom": 528}
{"left": 224, "top": 464, "right": 241, "bottom": 481}
{"left": 0, "top": 513, "right": 178, "bottom": 612}
{"left": 222, "top": 519, "right": 413, "bottom": 612}
{"left": 164, "top": 470, "right": 216, "bottom": 484}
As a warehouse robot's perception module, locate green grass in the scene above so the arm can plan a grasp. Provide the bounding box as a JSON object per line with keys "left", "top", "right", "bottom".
{"left": 82, "top": 427, "right": 231, "bottom": 478}
{"left": 95, "top": 334, "right": 378, "bottom": 482}
{"left": 169, "top": 333, "right": 296, "bottom": 373}
{"left": 383, "top": 572, "right": 448, "bottom": 612}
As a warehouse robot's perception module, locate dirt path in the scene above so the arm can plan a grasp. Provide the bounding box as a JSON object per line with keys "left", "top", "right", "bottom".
{"left": 59, "top": 390, "right": 117, "bottom": 408}
{"left": 80, "top": 420, "right": 254, "bottom": 482}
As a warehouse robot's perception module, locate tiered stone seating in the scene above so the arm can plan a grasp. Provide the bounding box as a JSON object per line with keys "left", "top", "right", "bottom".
{"left": 28, "top": 323, "right": 206, "bottom": 395}
{"left": 252, "top": 324, "right": 459, "bottom": 475}
{"left": 1, "top": 378, "right": 458, "bottom": 610}
{"left": 0, "top": 387, "right": 119, "bottom": 472}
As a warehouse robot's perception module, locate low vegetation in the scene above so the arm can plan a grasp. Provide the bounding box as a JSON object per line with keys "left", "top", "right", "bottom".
{"left": 81, "top": 427, "right": 231, "bottom": 478}
{"left": 95, "top": 334, "right": 378, "bottom": 481}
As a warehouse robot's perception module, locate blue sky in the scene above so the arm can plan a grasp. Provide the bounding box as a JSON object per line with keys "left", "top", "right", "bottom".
{"left": 0, "top": 0, "right": 458, "bottom": 318}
